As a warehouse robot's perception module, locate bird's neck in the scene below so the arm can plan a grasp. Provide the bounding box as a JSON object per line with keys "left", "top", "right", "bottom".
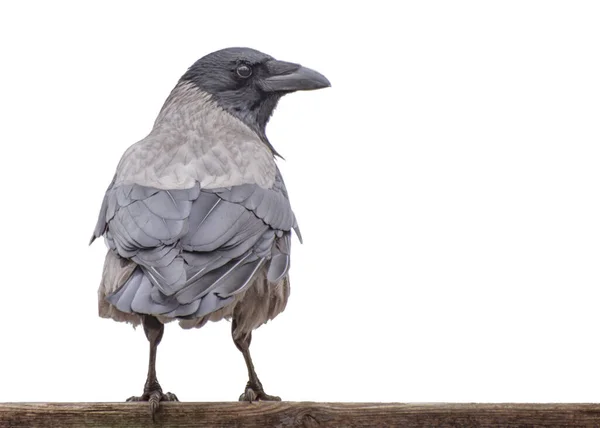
{"left": 154, "top": 82, "right": 281, "bottom": 157}
{"left": 250, "top": 95, "right": 283, "bottom": 158}
{"left": 116, "top": 82, "right": 278, "bottom": 191}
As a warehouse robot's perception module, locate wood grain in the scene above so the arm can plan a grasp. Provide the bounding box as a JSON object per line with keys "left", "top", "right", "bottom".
{"left": 2, "top": 402, "right": 600, "bottom": 427}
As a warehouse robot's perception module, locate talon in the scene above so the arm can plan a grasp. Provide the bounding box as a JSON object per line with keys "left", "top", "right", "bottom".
{"left": 126, "top": 395, "right": 144, "bottom": 402}
{"left": 239, "top": 386, "right": 257, "bottom": 402}
{"left": 164, "top": 392, "right": 179, "bottom": 402}
{"left": 149, "top": 391, "right": 161, "bottom": 420}
{"left": 239, "top": 385, "right": 281, "bottom": 402}
{"left": 125, "top": 389, "right": 179, "bottom": 420}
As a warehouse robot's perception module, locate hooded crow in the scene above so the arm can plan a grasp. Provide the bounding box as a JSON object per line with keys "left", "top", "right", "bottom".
{"left": 91, "top": 47, "right": 330, "bottom": 417}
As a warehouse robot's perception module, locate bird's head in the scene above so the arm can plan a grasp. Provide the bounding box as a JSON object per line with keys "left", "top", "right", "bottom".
{"left": 180, "top": 47, "right": 330, "bottom": 147}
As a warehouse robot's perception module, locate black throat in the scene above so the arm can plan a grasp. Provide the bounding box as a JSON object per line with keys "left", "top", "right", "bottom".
{"left": 217, "top": 91, "right": 284, "bottom": 158}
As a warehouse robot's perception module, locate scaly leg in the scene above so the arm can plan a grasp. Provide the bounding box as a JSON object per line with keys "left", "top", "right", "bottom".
{"left": 127, "top": 315, "right": 178, "bottom": 419}
{"left": 232, "top": 319, "right": 281, "bottom": 402}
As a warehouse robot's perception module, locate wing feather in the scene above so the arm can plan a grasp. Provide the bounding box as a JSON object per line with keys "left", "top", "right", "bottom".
{"left": 94, "top": 166, "right": 297, "bottom": 319}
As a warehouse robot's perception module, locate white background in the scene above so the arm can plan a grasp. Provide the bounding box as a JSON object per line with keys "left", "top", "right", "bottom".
{"left": 1, "top": 1, "right": 599, "bottom": 403}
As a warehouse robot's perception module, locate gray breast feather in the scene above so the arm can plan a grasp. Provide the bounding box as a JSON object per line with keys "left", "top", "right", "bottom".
{"left": 94, "top": 175, "right": 296, "bottom": 319}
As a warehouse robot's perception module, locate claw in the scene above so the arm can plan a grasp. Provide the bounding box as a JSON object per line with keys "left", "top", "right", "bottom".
{"left": 239, "top": 385, "right": 281, "bottom": 402}
{"left": 164, "top": 392, "right": 179, "bottom": 401}
{"left": 126, "top": 396, "right": 143, "bottom": 402}
{"left": 239, "top": 387, "right": 257, "bottom": 402}
{"left": 149, "top": 391, "right": 161, "bottom": 421}
{"left": 126, "top": 390, "right": 179, "bottom": 420}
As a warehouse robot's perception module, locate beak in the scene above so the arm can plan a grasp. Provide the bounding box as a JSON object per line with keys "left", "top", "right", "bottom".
{"left": 260, "top": 60, "right": 331, "bottom": 92}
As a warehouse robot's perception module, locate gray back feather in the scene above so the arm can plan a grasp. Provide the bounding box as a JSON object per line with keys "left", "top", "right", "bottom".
{"left": 95, "top": 167, "right": 297, "bottom": 319}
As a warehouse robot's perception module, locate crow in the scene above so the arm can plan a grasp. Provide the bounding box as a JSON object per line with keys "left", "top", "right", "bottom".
{"left": 90, "top": 47, "right": 330, "bottom": 417}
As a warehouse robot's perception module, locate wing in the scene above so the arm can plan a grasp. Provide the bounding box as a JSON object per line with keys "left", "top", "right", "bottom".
{"left": 90, "top": 175, "right": 116, "bottom": 245}
{"left": 93, "top": 168, "right": 298, "bottom": 319}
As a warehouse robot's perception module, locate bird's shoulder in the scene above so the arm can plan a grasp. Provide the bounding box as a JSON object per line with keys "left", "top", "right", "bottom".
{"left": 114, "top": 127, "right": 277, "bottom": 191}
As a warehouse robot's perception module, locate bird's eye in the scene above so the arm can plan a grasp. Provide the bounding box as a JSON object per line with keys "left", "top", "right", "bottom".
{"left": 236, "top": 64, "right": 253, "bottom": 79}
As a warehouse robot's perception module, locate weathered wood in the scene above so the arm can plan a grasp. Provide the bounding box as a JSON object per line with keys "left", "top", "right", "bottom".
{"left": 2, "top": 402, "right": 600, "bottom": 428}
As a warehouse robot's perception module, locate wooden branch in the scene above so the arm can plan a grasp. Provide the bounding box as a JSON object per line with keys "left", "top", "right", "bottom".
{"left": 2, "top": 402, "right": 600, "bottom": 428}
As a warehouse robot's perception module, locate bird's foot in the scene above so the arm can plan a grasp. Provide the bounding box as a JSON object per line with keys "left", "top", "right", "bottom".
{"left": 239, "top": 382, "right": 281, "bottom": 402}
{"left": 127, "top": 386, "right": 178, "bottom": 420}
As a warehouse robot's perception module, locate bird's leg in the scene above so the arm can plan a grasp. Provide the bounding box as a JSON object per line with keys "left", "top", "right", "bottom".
{"left": 232, "top": 319, "right": 281, "bottom": 402}
{"left": 127, "top": 315, "right": 178, "bottom": 419}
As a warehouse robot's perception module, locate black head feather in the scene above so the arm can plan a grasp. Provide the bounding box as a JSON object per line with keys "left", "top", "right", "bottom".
{"left": 181, "top": 48, "right": 282, "bottom": 153}
{"left": 181, "top": 47, "right": 330, "bottom": 156}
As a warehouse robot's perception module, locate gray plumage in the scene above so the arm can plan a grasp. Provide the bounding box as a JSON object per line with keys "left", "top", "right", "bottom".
{"left": 91, "top": 47, "right": 329, "bottom": 409}
{"left": 93, "top": 83, "right": 299, "bottom": 326}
